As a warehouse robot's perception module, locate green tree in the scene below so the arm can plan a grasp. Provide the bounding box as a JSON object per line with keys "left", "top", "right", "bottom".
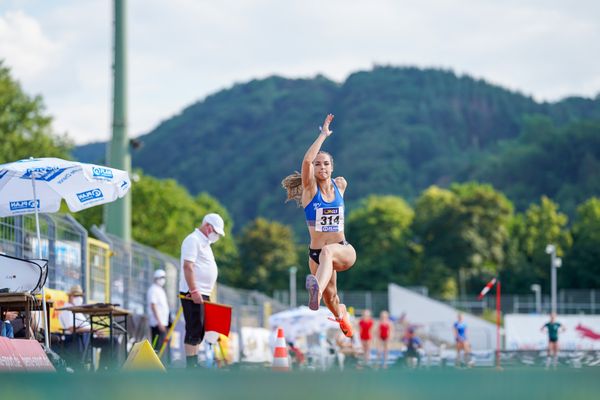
{"left": 345, "top": 195, "right": 415, "bottom": 290}
{"left": 237, "top": 218, "right": 298, "bottom": 293}
{"left": 0, "top": 62, "right": 71, "bottom": 163}
{"left": 412, "top": 183, "right": 513, "bottom": 296}
{"left": 505, "top": 196, "right": 571, "bottom": 292}
{"left": 451, "top": 182, "right": 514, "bottom": 273}
{"left": 565, "top": 198, "right": 600, "bottom": 287}
{"left": 411, "top": 186, "right": 458, "bottom": 295}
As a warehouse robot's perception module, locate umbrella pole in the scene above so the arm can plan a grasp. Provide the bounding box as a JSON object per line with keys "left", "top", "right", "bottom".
{"left": 31, "top": 174, "right": 50, "bottom": 349}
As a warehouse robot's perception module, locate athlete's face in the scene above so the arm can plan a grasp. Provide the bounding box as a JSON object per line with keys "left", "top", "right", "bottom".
{"left": 313, "top": 153, "right": 333, "bottom": 181}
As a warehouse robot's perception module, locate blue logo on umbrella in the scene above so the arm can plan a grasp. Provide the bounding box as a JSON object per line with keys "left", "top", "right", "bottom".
{"left": 92, "top": 167, "right": 113, "bottom": 179}
{"left": 77, "top": 189, "right": 104, "bottom": 203}
{"left": 9, "top": 200, "right": 40, "bottom": 211}
{"left": 21, "top": 167, "right": 65, "bottom": 182}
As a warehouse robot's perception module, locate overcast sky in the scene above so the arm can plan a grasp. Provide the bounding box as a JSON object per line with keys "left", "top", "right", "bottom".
{"left": 1, "top": 0, "right": 599, "bottom": 145}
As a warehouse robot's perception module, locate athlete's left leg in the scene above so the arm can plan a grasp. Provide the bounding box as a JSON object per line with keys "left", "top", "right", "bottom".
{"left": 322, "top": 270, "right": 341, "bottom": 318}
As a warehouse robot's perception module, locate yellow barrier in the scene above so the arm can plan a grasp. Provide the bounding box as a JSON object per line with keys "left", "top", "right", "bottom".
{"left": 86, "top": 238, "right": 111, "bottom": 303}
{"left": 122, "top": 340, "right": 166, "bottom": 371}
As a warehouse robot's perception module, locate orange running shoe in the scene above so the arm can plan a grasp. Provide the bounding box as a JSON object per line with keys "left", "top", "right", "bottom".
{"left": 338, "top": 315, "right": 353, "bottom": 338}
{"left": 337, "top": 304, "right": 353, "bottom": 338}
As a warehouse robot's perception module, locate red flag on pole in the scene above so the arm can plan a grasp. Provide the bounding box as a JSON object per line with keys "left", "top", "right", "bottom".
{"left": 204, "top": 302, "right": 232, "bottom": 336}
{"left": 478, "top": 277, "right": 497, "bottom": 300}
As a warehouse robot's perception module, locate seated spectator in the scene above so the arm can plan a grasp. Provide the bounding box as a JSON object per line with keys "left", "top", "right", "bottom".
{"left": 1, "top": 310, "right": 18, "bottom": 338}
{"left": 402, "top": 326, "right": 422, "bottom": 368}
{"left": 57, "top": 285, "right": 92, "bottom": 367}
{"left": 58, "top": 285, "right": 91, "bottom": 335}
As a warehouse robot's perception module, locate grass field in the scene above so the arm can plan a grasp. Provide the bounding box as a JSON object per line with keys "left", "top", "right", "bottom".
{"left": 2, "top": 368, "right": 599, "bottom": 400}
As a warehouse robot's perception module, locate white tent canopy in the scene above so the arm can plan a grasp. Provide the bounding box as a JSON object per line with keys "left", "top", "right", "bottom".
{"left": 269, "top": 306, "right": 339, "bottom": 340}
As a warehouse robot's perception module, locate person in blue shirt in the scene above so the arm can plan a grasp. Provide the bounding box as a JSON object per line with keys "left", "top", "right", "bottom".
{"left": 403, "top": 326, "right": 422, "bottom": 368}
{"left": 282, "top": 114, "right": 357, "bottom": 338}
{"left": 0, "top": 310, "right": 17, "bottom": 338}
{"left": 453, "top": 313, "right": 472, "bottom": 367}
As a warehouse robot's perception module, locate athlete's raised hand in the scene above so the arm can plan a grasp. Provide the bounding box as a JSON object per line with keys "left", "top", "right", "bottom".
{"left": 320, "top": 114, "right": 334, "bottom": 137}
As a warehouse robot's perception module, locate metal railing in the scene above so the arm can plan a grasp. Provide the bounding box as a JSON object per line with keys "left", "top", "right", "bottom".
{"left": 275, "top": 288, "right": 600, "bottom": 317}
{"left": 438, "top": 290, "right": 600, "bottom": 315}
{"left": 91, "top": 227, "right": 181, "bottom": 314}
{"left": 1, "top": 214, "right": 87, "bottom": 293}
{"left": 218, "top": 285, "right": 288, "bottom": 332}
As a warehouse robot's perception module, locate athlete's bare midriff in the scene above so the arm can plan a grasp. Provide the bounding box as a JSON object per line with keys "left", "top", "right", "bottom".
{"left": 307, "top": 228, "right": 346, "bottom": 249}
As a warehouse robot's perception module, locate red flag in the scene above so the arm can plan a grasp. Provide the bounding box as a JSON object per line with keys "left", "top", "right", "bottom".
{"left": 204, "top": 302, "right": 232, "bottom": 336}
{"left": 478, "top": 278, "right": 497, "bottom": 300}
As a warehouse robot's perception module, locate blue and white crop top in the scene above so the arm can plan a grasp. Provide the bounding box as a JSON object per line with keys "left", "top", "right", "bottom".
{"left": 304, "top": 179, "right": 345, "bottom": 232}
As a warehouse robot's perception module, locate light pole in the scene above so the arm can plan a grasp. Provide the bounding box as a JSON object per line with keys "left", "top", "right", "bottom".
{"left": 545, "top": 244, "right": 562, "bottom": 315}
{"left": 530, "top": 283, "right": 542, "bottom": 314}
{"left": 289, "top": 266, "right": 297, "bottom": 308}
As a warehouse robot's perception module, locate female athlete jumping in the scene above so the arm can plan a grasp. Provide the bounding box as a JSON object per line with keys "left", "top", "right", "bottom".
{"left": 282, "top": 114, "right": 356, "bottom": 337}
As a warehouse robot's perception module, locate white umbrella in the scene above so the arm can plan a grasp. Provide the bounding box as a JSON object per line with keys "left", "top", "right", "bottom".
{"left": 0, "top": 157, "right": 131, "bottom": 348}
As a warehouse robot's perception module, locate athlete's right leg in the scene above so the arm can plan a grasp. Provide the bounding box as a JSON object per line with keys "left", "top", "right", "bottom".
{"left": 315, "top": 243, "right": 356, "bottom": 293}
{"left": 306, "top": 243, "right": 356, "bottom": 310}
{"left": 306, "top": 258, "right": 322, "bottom": 309}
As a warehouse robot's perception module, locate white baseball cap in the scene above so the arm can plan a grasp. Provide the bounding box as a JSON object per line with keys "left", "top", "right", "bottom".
{"left": 202, "top": 213, "right": 225, "bottom": 236}
{"left": 153, "top": 269, "right": 166, "bottom": 279}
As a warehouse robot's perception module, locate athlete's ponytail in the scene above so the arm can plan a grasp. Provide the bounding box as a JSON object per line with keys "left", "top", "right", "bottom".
{"left": 282, "top": 171, "right": 303, "bottom": 207}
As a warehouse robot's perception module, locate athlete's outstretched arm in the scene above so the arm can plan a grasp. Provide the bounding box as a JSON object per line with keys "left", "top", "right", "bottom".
{"left": 301, "top": 114, "right": 333, "bottom": 189}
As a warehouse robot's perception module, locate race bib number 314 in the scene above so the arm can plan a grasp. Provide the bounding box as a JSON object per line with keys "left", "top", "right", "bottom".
{"left": 315, "top": 207, "right": 344, "bottom": 232}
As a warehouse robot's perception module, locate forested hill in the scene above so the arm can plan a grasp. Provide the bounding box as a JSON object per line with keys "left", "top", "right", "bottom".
{"left": 74, "top": 66, "right": 600, "bottom": 235}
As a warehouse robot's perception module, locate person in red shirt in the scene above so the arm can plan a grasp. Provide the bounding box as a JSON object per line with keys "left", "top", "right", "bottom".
{"left": 359, "top": 309, "right": 373, "bottom": 366}
{"left": 378, "top": 310, "right": 393, "bottom": 368}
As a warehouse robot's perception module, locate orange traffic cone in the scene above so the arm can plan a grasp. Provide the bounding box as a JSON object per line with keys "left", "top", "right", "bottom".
{"left": 272, "top": 327, "right": 290, "bottom": 371}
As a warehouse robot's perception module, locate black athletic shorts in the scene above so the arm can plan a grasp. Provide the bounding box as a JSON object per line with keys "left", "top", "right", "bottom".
{"left": 308, "top": 240, "right": 349, "bottom": 264}
{"left": 180, "top": 292, "right": 210, "bottom": 346}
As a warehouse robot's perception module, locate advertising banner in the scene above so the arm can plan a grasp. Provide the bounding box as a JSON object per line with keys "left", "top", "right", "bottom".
{"left": 0, "top": 337, "right": 55, "bottom": 371}
{"left": 505, "top": 314, "right": 600, "bottom": 350}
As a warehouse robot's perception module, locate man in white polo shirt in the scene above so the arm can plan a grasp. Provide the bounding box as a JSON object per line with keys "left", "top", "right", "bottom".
{"left": 179, "top": 213, "right": 225, "bottom": 368}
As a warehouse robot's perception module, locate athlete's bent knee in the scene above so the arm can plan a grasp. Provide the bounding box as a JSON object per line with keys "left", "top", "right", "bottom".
{"left": 319, "top": 245, "right": 334, "bottom": 260}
